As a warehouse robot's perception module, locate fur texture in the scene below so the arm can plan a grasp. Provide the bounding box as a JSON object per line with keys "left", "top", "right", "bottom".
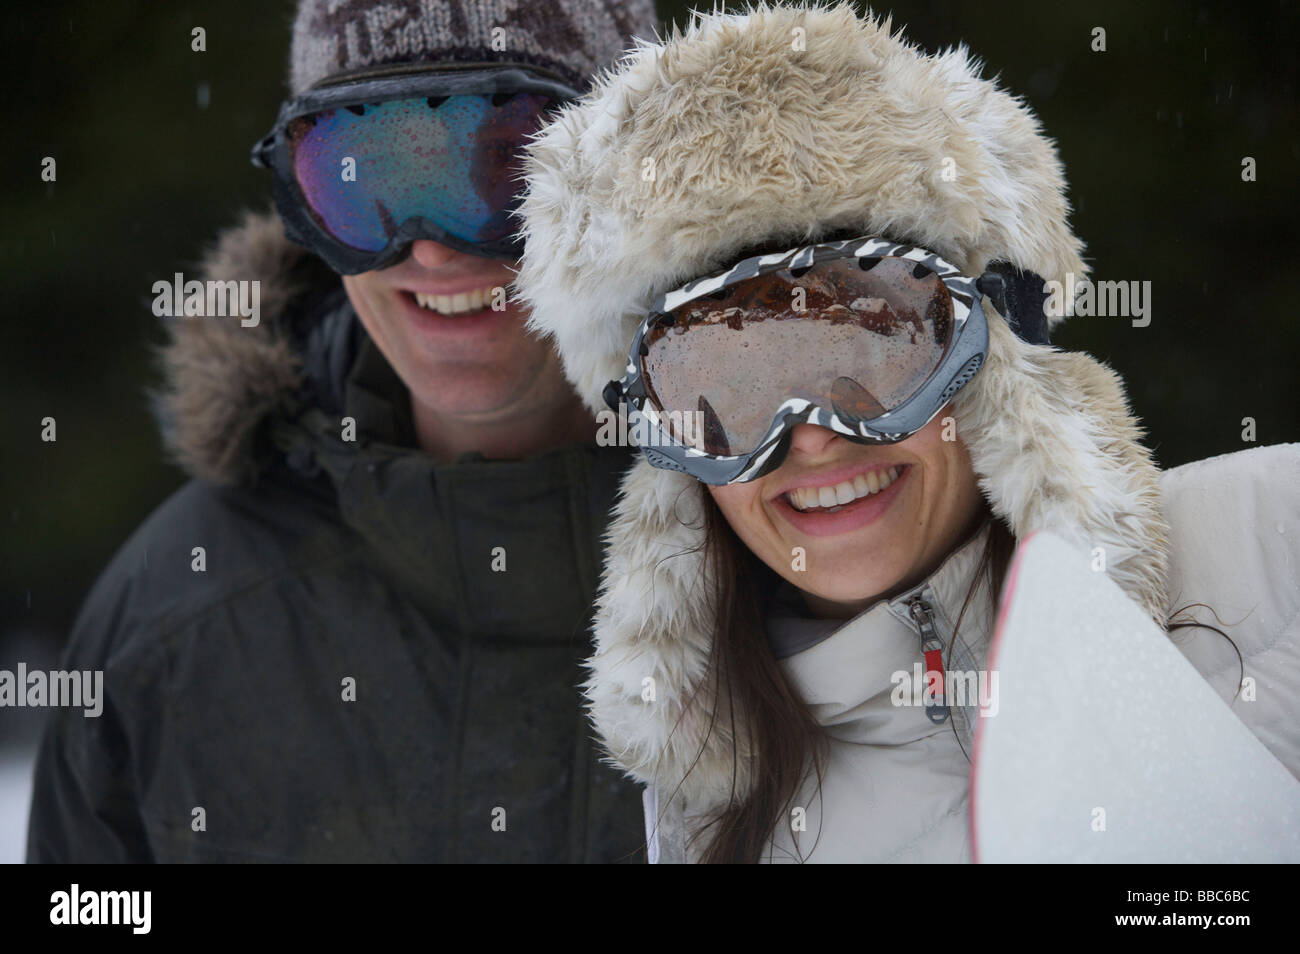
{"left": 154, "top": 210, "right": 312, "bottom": 486}
{"left": 513, "top": 3, "right": 1170, "bottom": 810}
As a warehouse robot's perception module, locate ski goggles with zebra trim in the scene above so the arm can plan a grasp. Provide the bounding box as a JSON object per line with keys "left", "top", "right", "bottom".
{"left": 251, "top": 63, "right": 579, "bottom": 274}
{"left": 602, "top": 236, "right": 1004, "bottom": 485}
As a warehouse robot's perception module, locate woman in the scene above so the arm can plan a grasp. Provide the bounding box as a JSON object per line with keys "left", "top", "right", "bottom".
{"left": 514, "top": 2, "right": 1300, "bottom": 862}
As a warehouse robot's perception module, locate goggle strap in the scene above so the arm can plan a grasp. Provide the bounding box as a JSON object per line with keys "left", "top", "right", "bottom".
{"left": 981, "top": 261, "right": 1051, "bottom": 345}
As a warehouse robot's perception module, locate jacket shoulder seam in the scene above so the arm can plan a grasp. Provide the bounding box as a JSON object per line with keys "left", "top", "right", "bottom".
{"left": 104, "top": 537, "right": 373, "bottom": 669}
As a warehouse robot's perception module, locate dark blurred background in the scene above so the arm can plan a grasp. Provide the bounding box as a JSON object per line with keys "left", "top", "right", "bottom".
{"left": 1, "top": 0, "right": 1297, "bottom": 857}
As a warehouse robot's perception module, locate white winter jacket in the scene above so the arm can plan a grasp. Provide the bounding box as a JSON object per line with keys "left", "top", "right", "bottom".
{"left": 644, "top": 444, "right": 1300, "bottom": 863}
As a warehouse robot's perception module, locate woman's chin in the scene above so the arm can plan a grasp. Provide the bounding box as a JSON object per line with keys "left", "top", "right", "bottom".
{"left": 793, "top": 561, "right": 915, "bottom": 616}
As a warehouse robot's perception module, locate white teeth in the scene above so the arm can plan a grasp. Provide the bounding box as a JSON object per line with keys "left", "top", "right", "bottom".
{"left": 785, "top": 466, "right": 903, "bottom": 512}
{"left": 412, "top": 286, "right": 497, "bottom": 315}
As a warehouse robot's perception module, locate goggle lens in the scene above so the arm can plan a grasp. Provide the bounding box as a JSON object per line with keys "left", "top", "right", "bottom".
{"left": 287, "top": 92, "right": 556, "bottom": 253}
{"left": 642, "top": 256, "right": 955, "bottom": 456}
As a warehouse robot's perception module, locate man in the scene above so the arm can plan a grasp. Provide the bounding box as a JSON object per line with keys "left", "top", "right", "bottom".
{"left": 27, "top": 0, "right": 658, "bottom": 863}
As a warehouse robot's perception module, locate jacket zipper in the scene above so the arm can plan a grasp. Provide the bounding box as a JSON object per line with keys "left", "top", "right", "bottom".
{"left": 907, "top": 595, "right": 951, "bottom": 725}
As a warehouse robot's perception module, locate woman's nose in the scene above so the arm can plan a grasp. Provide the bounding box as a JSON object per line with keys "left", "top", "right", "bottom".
{"left": 786, "top": 423, "right": 841, "bottom": 458}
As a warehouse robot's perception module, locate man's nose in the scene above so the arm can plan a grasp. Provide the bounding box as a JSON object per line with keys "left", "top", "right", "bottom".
{"left": 787, "top": 423, "right": 841, "bottom": 458}
{"left": 409, "top": 239, "right": 459, "bottom": 270}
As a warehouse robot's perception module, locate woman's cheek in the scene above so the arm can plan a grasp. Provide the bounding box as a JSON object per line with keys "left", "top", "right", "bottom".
{"left": 708, "top": 483, "right": 779, "bottom": 561}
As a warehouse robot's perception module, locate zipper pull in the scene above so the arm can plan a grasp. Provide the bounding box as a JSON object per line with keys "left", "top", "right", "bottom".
{"left": 908, "top": 596, "right": 950, "bottom": 725}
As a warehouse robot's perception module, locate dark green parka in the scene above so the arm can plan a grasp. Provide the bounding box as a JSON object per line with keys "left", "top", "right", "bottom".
{"left": 26, "top": 211, "right": 644, "bottom": 863}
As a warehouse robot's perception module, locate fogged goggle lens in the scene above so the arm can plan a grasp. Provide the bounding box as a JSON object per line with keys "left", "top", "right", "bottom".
{"left": 642, "top": 256, "right": 955, "bottom": 456}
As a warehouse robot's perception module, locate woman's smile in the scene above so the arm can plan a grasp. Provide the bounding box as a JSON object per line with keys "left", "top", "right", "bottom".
{"left": 770, "top": 462, "right": 912, "bottom": 538}
{"left": 709, "top": 413, "right": 984, "bottom": 617}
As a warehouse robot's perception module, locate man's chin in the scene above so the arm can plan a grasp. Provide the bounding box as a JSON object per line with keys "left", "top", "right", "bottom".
{"left": 406, "top": 363, "right": 557, "bottom": 417}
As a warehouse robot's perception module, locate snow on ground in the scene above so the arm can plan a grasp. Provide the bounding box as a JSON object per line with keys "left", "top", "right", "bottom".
{"left": 0, "top": 748, "right": 35, "bottom": 864}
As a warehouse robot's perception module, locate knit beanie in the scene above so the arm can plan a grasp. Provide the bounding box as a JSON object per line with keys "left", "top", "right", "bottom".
{"left": 289, "top": 0, "right": 659, "bottom": 95}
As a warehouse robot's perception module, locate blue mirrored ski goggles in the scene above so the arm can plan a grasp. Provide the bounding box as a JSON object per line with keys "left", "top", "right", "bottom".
{"left": 252, "top": 64, "right": 578, "bottom": 273}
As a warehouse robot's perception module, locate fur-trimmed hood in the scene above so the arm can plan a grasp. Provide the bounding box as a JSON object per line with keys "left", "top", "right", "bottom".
{"left": 154, "top": 210, "right": 335, "bottom": 486}
{"left": 514, "top": 3, "right": 1169, "bottom": 817}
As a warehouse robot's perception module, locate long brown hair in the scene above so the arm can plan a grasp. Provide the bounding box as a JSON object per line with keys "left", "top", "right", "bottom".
{"left": 688, "top": 495, "right": 1017, "bottom": 863}
{"left": 678, "top": 493, "right": 1244, "bottom": 863}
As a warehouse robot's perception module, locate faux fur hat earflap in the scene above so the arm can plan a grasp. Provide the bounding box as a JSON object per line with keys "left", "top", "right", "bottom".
{"left": 513, "top": 1, "right": 1169, "bottom": 807}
